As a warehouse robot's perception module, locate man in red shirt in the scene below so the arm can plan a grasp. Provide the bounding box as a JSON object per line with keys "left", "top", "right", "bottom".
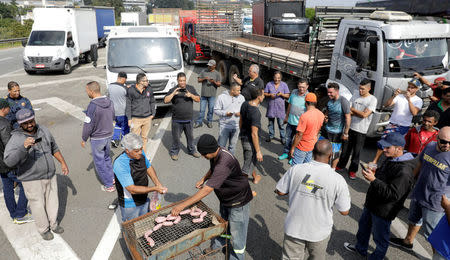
{"left": 289, "top": 93, "right": 325, "bottom": 165}
{"left": 404, "top": 110, "right": 439, "bottom": 156}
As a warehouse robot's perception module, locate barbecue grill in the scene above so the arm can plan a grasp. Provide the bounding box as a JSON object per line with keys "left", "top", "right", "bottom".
{"left": 122, "top": 200, "right": 228, "bottom": 260}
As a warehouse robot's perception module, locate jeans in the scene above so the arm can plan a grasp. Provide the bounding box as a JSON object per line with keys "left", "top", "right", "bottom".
{"left": 114, "top": 115, "right": 130, "bottom": 140}
{"left": 268, "top": 117, "right": 286, "bottom": 142}
{"left": 291, "top": 148, "right": 312, "bottom": 165}
{"left": 211, "top": 203, "right": 250, "bottom": 260}
{"left": 355, "top": 207, "right": 392, "bottom": 260}
{"left": 408, "top": 199, "right": 445, "bottom": 238}
{"left": 197, "top": 96, "right": 216, "bottom": 124}
{"left": 283, "top": 123, "right": 297, "bottom": 154}
{"left": 338, "top": 129, "right": 366, "bottom": 173}
{"left": 218, "top": 127, "right": 239, "bottom": 155}
{"left": 170, "top": 120, "right": 196, "bottom": 155}
{"left": 120, "top": 200, "right": 149, "bottom": 222}
{"left": 1, "top": 171, "right": 28, "bottom": 219}
{"left": 241, "top": 136, "right": 257, "bottom": 175}
{"left": 90, "top": 137, "right": 114, "bottom": 188}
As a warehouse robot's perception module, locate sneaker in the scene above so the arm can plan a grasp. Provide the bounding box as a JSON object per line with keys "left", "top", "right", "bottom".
{"left": 206, "top": 122, "right": 213, "bottom": 128}
{"left": 41, "top": 231, "right": 54, "bottom": 240}
{"left": 13, "top": 214, "right": 34, "bottom": 224}
{"left": 343, "top": 242, "right": 358, "bottom": 253}
{"left": 335, "top": 166, "right": 344, "bottom": 171}
{"left": 265, "top": 137, "right": 272, "bottom": 142}
{"left": 101, "top": 185, "right": 116, "bottom": 192}
{"left": 349, "top": 171, "right": 356, "bottom": 180}
{"left": 191, "top": 152, "right": 201, "bottom": 158}
{"left": 389, "top": 237, "right": 413, "bottom": 250}
{"left": 171, "top": 154, "right": 179, "bottom": 161}
{"left": 289, "top": 158, "right": 293, "bottom": 165}
{"left": 111, "top": 140, "right": 118, "bottom": 148}
{"left": 278, "top": 153, "right": 289, "bottom": 160}
{"left": 193, "top": 123, "right": 202, "bottom": 128}
{"left": 52, "top": 225, "right": 64, "bottom": 234}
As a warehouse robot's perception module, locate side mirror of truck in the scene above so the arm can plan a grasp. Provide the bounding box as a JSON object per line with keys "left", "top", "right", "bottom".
{"left": 67, "top": 40, "right": 75, "bottom": 48}
{"left": 21, "top": 39, "right": 27, "bottom": 47}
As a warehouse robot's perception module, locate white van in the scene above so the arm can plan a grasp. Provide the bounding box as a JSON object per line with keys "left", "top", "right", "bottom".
{"left": 105, "top": 25, "right": 184, "bottom": 106}
{"left": 23, "top": 7, "right": 98, "bottom": 74}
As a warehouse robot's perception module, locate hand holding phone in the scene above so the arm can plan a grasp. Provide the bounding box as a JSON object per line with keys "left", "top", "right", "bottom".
{"left": 360, "top": 162, "right": 368, "bottom": 172}
{"left": 34, "top": 137, "right": 42, "bottom": 143}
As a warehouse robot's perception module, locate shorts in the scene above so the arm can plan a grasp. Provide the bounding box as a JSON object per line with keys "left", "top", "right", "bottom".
{"left": 322, "top": 131, "right": 343, "bottom": 160}
{"left": 408, "top": 199, "right": 445, "bottom": 238}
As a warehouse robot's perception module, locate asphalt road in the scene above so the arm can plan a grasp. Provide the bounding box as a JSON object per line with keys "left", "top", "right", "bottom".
{"left": 0, "top": 47, "right": 25, "bottom": 76}
{"left": 0, "top": 47, "right": 433, "bottom": 260}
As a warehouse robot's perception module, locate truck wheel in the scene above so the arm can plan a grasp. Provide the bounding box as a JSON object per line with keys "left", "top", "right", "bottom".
{"left": 184, "top": 47, "right": 194, "bottom": 65}
{"left": 85, "top": 53, "right": 92, "bottom": 63}
{"left": 63, "top": 59, "right": 72, "bottom": 74}
{"left": 228, "top": 64, "right": 241, "bottom": 85}
{"left": 217, "top": 60, "right": 230, "bottom": 85}
{"left": 25, "top": 70, "right": 36, "bottom": 75}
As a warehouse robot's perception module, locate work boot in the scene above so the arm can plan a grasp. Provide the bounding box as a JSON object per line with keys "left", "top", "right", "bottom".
{"left": 41, "top": 231, "right": 54, "bottom": 241}
{"left": 52, "top": 225, "right": 64, "bottom": 234}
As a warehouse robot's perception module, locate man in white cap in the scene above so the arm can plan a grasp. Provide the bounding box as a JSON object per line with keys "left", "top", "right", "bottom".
{"left": 195, "top": 59, "right": 221, "bottom": 128}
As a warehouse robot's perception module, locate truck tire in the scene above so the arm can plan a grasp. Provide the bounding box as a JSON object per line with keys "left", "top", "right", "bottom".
{"left": 184, "top": 46, "right": 194, "bottom": 65}
{"left": 63, "top": 59, "right": 72, "bottom": 74}
{"left": 85, "top": 52, "right": 92, "bottom": 63}
{"left": 228, "top": 64, "right": 241, "bottom": 85}
{"left": 25, "top": 69, "right": 36, "bottom": 75}
{"left": 217, "top": 60, "right": 230, "bottom": 85}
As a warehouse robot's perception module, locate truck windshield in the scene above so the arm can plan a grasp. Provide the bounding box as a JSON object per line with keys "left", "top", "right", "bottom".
{"left": 108, "top": 38, "right": 182, "bottom": 72}
{"left": 386, "top": 39, "right": 448, "bottom": 73}
{"left": 27, "top": 31, "right": 65, "bottom": 46}
{"left": 273, "top": 24, "right": 308, "bottom": 35}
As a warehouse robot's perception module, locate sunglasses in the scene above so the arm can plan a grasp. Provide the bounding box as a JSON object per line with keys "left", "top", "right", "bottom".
{"left": 438, "top": 138, "right": 450, "bottom": 145}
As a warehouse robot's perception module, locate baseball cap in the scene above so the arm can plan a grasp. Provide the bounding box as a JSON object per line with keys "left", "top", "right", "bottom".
{"left": 0, "top": 98, "right": 9, "bottom": 109}
{"left": 305, "top": 93, "right": 317, "bottom": 102}
{"left": 378, "top": 132, "right": 406, "bottom": 148}
{"left": 207, "top": 59, "right": 216, "bottom": 66}
{"left": 16, "top": 108, "right": 35, "bottom": 124}
{"left": 408, "top": 78, "right": 421, "bottom": 88}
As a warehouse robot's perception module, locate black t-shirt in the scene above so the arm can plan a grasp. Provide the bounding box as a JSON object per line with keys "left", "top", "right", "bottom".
{"left": 241, "top": 77, "right": 264, "bottom": 101}
{"left": 426, "top": 102, "right": 450, "bottom": 129}
{"left": 165, "top": 84, "right": 199, "bottom": 121}
{"left": 206, "top": 149, "right": 253, "bottom": 208}
{"left": 239, "top": 101, "right": 261, "bottom": 139}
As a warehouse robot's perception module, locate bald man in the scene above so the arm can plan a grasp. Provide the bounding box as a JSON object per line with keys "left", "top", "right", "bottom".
{"left": 390, "top": 127, "right": 450, "bottom": 258}
{"left": 276, "top": 140, "right": 351, "bottom": 260}
{"left": 82, "top": 81, "right": 116, "bottom": 192}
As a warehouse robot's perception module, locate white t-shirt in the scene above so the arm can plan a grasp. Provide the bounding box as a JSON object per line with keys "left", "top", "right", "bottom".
{"left": 350, "top": 94, "right": 378, "bottom": 134}
{"left": 390, "top": 94, "right": 423, "bottom": 127}
{"left": 276, "top": 160, "right": 351, "bottom": 242}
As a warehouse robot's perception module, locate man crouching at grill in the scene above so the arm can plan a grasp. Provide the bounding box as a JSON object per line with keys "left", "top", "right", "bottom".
{"left": 171, "top": 134, "right": 253, "bottom": 260}
{"left": 114, "top": 133, "right": 167, "bottom": 222}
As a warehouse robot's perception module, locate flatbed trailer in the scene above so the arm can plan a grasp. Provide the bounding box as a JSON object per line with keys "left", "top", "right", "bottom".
{"left": 195, "top": 5, "right": 384, "bottom": 86}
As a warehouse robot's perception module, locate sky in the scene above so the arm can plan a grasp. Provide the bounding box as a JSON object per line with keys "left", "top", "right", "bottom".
{"left": 306, "top": 0, "right": 360, "bottom": 8}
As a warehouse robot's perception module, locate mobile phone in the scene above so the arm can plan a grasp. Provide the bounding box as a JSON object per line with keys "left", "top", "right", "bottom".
{"left": 179, "top": 88, "right": 186, "bottom": 92}
{"left": 34, "top": 137, "right": 42, "bottom": 143}
{"left": 360, "top": 162, "right": 368, "bottom": 172}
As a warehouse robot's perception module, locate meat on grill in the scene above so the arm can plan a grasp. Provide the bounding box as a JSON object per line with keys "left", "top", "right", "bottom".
{"left": 163, "top": 221, "right": 174, "bottom": 226}
{"left": 180, "top": 209, "right": 191, "bottom": 215}
{"left": 155, "top": 216, "right": 167, "bottom": 223}
{"left": 153, "top": 223, "right": 163, "bottom": 231}
{"left": 174, "top": 216, "right": 182, "bottom": 224}
{"left": 166, "top": 215, "right": 177, "bottom": 221}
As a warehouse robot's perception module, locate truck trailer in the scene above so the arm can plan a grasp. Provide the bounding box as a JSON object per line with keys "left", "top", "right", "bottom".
{"left": 121, "top": 12, "right": 147, "bottom": 26}
{"left": 23, "top": 7, "right": 99, "bottom": 74}
{"left": 193, "top": 3, "right": 450, "bottom": 137}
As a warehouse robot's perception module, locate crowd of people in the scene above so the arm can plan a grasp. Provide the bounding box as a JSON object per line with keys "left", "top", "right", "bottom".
{"left": 0, "top": 61, "right": 449, "bottom": 260}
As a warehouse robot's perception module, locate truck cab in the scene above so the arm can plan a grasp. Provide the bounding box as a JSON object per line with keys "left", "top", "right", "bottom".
{"left": 105, "top": 25, "right": 184, "bottom": 106}
{"left": 179, "top": 16, "right": 210, "bottom": 65}
{"left": 328, "top": 11, "right": 450, "bottom": 137}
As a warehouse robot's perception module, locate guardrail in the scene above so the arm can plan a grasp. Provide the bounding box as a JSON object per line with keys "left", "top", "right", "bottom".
{"left": 0, "top": 37, "right": 27, "bottom": 44}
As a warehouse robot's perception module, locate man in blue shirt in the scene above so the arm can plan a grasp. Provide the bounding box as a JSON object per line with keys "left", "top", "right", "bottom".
{"left": 324, "top": 83, "right": 350, "bottom": 169}
{"left": 6, "top": 81, "right": 33, "bottom": 129}
{"left": 113, "top": 133, "right": 167, "bottom": 222}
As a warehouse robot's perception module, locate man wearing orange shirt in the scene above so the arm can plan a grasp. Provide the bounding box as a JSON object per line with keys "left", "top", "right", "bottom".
{"left": 290, "top": 93, "right": 325, "bottom": 165}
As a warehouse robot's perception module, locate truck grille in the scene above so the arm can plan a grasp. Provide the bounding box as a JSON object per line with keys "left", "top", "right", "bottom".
{"left": 149, "top": 79, "right": 169, "bottom": 92}
{"left": 28, "top": 56, "right": 52, "bottom": 63}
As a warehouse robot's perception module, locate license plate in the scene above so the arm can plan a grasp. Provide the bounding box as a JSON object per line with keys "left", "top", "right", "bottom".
{"left": 35, "top": 64, "right": 45, "bottom": 68}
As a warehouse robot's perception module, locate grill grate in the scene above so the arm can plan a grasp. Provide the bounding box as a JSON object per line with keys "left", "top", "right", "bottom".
{"left": 28, "top": 56, "right": 52, "bottom": 63}
{"left": 129, "top": 202, "right": 215, "bottom": 257}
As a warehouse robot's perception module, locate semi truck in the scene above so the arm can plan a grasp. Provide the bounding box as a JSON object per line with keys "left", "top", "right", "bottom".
{"left": 22, "top": 7, "right": 99, "bottom": 74}
{"left": 120, "top": 12, "right": 147, "bottom": 26}
{"left": 105, "top": 25, "right": 184, "bottom": 106}
{"left": 193, "top": 4, "right": 450, "bottom": 137}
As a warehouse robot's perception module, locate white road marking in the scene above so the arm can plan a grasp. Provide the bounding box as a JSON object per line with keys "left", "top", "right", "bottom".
{"left": 0, "top": 97, "right": 85, "bottom": 260}
{"left": 391, "top": 218, "right": 431, "bottom": 259}
{"left": 0, "top": 57, "right": 13, "bottom": 62}
{"left": 7, "top": 76, "right": 107, "bottom": 90}
{"left": 91, "top": 65, "right": 195, "bottom": 260}
{"left": 0, "top": 68, "right": 25, "bottom": 78}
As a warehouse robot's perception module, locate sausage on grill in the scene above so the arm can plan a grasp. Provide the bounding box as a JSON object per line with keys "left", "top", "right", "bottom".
{"left": 153, "top": 223, "right": 163, "bottom": 231}
{"left": 155, "top": 216, "right": 167, "bottom": 223}
{"left": 162, "top": 221, "right": 174, "bottom": 226}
